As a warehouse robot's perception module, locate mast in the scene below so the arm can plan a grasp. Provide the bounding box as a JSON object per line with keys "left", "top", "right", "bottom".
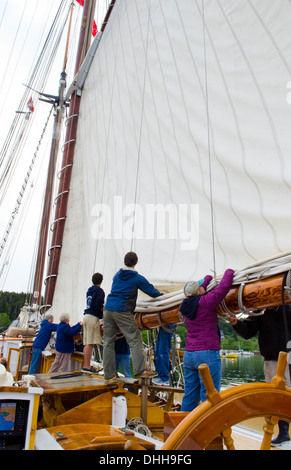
{"left": 31, "top": 3, "right": 75, "bottom": 308}
{"left": 43, "top": 0, "right": 116, "bottom": 312}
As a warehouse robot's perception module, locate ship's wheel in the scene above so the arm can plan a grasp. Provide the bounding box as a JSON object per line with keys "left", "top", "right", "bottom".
{"left": 161, "top": 351, "right": 291, "bottom": 450}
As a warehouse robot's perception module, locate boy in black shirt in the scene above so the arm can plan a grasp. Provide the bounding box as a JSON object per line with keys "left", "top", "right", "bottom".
{"left": 82, "top": 272, "right": 104, "bottom": 372}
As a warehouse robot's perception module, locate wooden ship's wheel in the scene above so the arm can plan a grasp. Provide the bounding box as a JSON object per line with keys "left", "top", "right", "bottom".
{"left": 161, "top": 351, "right": 291, "bottom": 450}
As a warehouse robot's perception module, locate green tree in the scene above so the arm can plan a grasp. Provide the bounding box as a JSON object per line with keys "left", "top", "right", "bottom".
{"left": 0, "top": 291, "right": 30, "bottom": 322}
{"left": 0, "top": 312, "right": 10, "bottom": 332}
{"left": 176, "top": 325, "right": 187, "bottom": 348}
{"left": 219, "top": 318, "right": 259, "bottom": 351}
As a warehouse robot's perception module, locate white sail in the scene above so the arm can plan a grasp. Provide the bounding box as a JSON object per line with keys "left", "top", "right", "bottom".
{"left": 49, "top": 0, "right": 291, "bottom": 322}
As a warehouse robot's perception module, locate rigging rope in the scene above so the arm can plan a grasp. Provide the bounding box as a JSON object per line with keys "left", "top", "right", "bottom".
{"left": 0, "top": 0, "right": 30, "bottom": 105}
{"left": 201, "top": 0, "right": 217, "bottom": 283}
{"left": 0, "top": 0, "right": 68, "bottom": 179}
{"left": 130, "top": 0, "right": 151, "bottom": 252}
{"left": 0, "top": 109, "right": 53, "bottom": 291}
{"left": 0, "top": 0, "right": 73, "bottom": 292}
{"left": 0, "top": 107, "right": 53, "bottom": 260}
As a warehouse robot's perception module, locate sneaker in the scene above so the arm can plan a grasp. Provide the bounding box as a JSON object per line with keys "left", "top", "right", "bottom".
{"left": 105, "top": 371, "right": 120, "bottom": 381}
{"left": 152, "top": 377, "right": 170, "bottom": 387}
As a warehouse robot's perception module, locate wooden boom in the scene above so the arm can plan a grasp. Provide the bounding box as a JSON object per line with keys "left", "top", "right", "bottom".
{"left": 134, "top": 273, "right": 290, "bottom": 330}
{"left": 134, "top": 306, "right": 182, "bottom": 330}
{"left": 216, "top": 273, "right": 290, "bottom": 315}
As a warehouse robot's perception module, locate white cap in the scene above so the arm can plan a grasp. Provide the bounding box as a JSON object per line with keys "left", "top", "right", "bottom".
{"left": 184, "top": 279, "right": 204, "bottom": 297}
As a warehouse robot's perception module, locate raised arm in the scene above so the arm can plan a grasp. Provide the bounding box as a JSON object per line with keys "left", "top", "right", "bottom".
{"left": 138, "top": 274, "right": 162, "bottom": 298}
{"left": 202, "top": 269, "right": 234, "bottom": 310}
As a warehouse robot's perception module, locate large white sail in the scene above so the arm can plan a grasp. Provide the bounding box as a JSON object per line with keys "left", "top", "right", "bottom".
{"left": 49, "top": 0, "right": 291, "bottom": 322}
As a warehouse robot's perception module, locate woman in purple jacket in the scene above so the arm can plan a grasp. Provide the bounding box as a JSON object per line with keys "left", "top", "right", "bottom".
{"left": 180, "top": 268, "right": 234, "bottom": 411}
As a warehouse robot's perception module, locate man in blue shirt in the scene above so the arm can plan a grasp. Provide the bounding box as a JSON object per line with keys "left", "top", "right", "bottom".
{"left": 29, "top": 314, "right": 58, "bottom": 374}
{"left": 103, "top": 252, "right": 161, "bottom": 380}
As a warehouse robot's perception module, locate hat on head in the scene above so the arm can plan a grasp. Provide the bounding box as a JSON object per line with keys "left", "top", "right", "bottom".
{"left": 184, "top": 279, "right": 204, "bottom": 297}
{"left": 0, "top": 364, "right": 14, "bottom": 386}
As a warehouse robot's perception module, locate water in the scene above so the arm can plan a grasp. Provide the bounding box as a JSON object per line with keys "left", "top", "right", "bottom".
{"left": 221, "top": 354, "right": 265, "bottom": 388}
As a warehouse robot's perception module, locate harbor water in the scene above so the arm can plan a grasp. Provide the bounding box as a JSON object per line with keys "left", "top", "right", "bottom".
{"left": 221, "top": 354, "right": 265, "bottom": 388}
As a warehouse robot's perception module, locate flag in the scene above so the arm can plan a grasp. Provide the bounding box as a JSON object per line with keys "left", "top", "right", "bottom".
{"left": 92, "top": 20, "right": 98, "bottom": 37}
{"left": 27, "top": 97, "right": 34, "bottom": 113}
{"left": 75, "top": 0, "right": 97, "bottom": 36}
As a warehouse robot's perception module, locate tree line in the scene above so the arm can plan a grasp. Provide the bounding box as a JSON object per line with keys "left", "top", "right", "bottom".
{"left": 0, "top": 291, "right": 30, "bottom": 332}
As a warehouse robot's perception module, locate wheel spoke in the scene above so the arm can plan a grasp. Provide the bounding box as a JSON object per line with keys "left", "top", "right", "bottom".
{"left": 221, "top": 427, "right": 236, "bottom": 450}
{"left": 260, "top": 416, "right": 278, "bottom": 450}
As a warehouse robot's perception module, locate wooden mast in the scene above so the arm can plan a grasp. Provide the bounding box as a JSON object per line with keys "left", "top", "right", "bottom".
{"left": 31, "top": 3, "right": 75, "bottom": 308}
{"left": 43, "top": 0, "right": 116, "bottom": 312}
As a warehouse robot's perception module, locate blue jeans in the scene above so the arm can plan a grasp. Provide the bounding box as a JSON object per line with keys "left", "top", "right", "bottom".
{"left": 155, "top": 326, "right": 175, "bottom": 381}
{"left": 181, "top": 350, "right": 221, "bottom": 412}
{"left": 29, "top": 348, "right": 42, "bottom": 374}
{"left": 116, "top": 354, "right": 132, "bottom": 377}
